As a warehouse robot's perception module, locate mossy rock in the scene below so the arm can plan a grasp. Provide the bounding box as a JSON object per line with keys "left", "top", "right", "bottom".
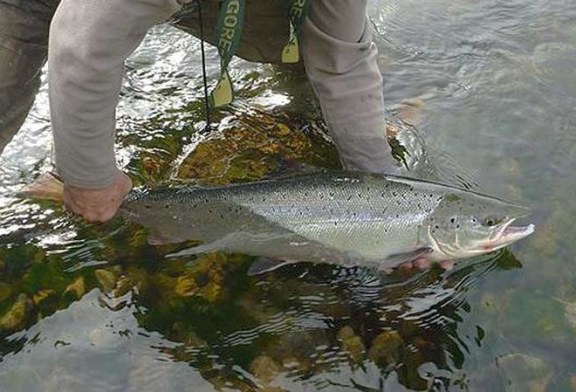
{"left": 177, "top": 109, "right": 340, "bottom": 184}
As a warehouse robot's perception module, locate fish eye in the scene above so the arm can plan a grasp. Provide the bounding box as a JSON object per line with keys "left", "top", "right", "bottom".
{"left": 482, "top": 216, "right": 502, "bottom": 227}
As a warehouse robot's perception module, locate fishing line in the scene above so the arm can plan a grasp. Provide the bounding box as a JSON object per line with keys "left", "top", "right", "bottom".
{"left": 196, "top": 0, "right": 212, "bottom": 132}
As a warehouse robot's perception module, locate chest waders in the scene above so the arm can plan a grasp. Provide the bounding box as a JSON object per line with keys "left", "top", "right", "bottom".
{"left": 209, "top": 0, "right": 311, "bottom": 108}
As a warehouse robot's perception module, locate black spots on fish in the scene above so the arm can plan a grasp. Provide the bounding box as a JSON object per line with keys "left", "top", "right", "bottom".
{"left": 319, "top": 193, "right": 325, "bottom": 200}
{"left": 164, "top": 204, "right": 170, "bottom": 209}
{"left": 329, "top": 192, "right": 335, "bottom": 198}
{"left": 395, "top": 214, "right": 400, "bottom": 219}
{"left": 381, "top": 192, "right": 386, "bottom": 198}
{"left": 347, "top": 195, "right": 353, "bottom": 202}
{"left": 450, "top": 217, "right": 455, "bottom": 224}
{"left": 392, "top": 191, "right": 398, "bottom": 197}
{"left": 144, "top": 204, "right": 152, "bottom": 209}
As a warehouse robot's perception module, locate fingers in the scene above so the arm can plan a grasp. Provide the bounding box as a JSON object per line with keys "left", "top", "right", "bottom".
{"left": 439, "top": 260, "right": 455, "bottom": 271}
{"left": 383, "top": 258, "right": 455, "bottom": 276}
{"left": 62, "top": 171, "right": 133, "bottom": 223}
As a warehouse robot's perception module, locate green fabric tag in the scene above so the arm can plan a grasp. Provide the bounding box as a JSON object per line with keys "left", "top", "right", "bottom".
{"left": 282, "top": 0, "right": 311, "bottom": 63}
{"left": 210, "top": 0, "right": 310, "bottom": 107}
{"left": 210, "top": 0, "right": 246, "bottom": 107}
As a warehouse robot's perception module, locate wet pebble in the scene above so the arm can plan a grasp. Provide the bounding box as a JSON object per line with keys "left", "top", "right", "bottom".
{"left": 95, "top": 268, "right": 120, "bottom": 293}
{"left": 337, "top": 326, "right": 365, "bottom": 362}
{"left": 250, "top": 355, "right": 281, "bottom": 389}
{"left": 368, "top": 330, "right": 403, "bottom": 364}
{"left": 0, "top": 294, "right": 31, "bottom": 331}
{"left": 64, "top": 277, "right": 86, "bottom": 299}
{"left": 32, "top": 288, "right": 55, "bottom": 306}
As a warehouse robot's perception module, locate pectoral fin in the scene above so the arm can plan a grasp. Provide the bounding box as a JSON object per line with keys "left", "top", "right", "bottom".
{"left": 147, "top": 232, "right": 187, "bottom": 246}
{"left": 247, "top": 257, "right": 298, "bottom": 276}
{"left": 385, "top": 247, "right": 433, "bottom": 266}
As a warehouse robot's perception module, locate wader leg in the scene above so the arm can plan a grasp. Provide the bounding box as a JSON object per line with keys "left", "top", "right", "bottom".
{"left": 300, "top": 0, "right": 394, "bottom": 173}
{"left": 0, "top": 0, "right": 59, "bottom": 154}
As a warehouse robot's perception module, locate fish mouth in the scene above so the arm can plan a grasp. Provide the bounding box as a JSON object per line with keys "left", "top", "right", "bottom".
{"left": 490, "top": 219, "right": 535, "bottom": 247}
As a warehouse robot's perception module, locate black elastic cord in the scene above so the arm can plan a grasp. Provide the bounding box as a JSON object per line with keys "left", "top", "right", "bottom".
{"left": 196, "top": 0, "right": 212, "bottom": 132}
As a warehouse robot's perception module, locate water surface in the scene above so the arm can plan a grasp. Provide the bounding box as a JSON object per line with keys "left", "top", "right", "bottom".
{"left": 1, "top": 0, "right": 576, "bottom": 390}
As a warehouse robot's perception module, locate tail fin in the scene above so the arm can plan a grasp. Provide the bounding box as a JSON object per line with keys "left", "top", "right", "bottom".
{"left": 19, "top": 172, "right": 64, "bottom": 202}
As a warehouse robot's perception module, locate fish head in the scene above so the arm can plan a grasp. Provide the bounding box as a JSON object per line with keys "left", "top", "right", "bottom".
{"left": 422, "top": 191, "right": 535, "bottom": 260}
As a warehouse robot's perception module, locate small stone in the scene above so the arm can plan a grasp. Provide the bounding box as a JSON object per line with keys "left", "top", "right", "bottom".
{"left": 342, "top": 336, "right": 365, "bottom": 363}
{"left": 174, "top": 275, "right": 198, "bottom": 297}
{"left": 250, "top": 355, "right": 281, "bottom": 385}
{"left": 64, "top": 277, "right": 86, "bottom": 299}
{"left": 95, "top": 269, "right": 118, "bottom": 293}
{"left": 32, "top": 289, "right": 55, "bottom": 306}
{"left": 337, "top": 326, "right": 355, "bottom": 340}
{"left": 368, "top": 330, "right": 403, "bottom": 364}
{"left": 0, "top": 295, "right": 30, "bottom": 331}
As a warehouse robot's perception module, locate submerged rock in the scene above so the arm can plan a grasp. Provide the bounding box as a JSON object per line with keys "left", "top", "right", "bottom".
{"left": 368, "top": 330, "right": 403, "bottom": 365}
{"left": 176, "top": 109, "right": 339, "bottom": 184}
{"left": 0, "top": 294, "right": 32, "bottom": 331}
{"left": 95, "top": 268, "right": 120, "bottom": 294}
{"left": 250, "top": 355, "right": 282, "bottom": 390}
{"left": 64, "top": 277, "right": 86, "bottom": 299}
{"left": 337, "top": 326, "right": 365, "bottom": 363}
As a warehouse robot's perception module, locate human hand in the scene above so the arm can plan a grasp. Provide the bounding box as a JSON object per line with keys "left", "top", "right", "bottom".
{"left": 63, "top": 171, "right": 133, "bottom": 223}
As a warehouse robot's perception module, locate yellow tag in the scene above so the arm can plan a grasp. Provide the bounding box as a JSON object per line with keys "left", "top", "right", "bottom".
{"left": 282, "top": 37, "right": 300, "bottom": 63}
{"left": 211, "top": 71, "right": 233, "bottom": 108}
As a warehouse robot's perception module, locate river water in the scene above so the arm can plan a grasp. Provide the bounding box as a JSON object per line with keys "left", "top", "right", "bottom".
{"left": 1, "top": 0, "right": 575, "bottom": 390}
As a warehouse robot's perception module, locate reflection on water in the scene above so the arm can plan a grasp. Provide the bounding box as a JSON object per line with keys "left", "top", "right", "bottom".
{"left": 0, "top": 232, "right": 522, "bottom": 391}
{"left": 1, "top": 0, "right": 576, "bottom": 390}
